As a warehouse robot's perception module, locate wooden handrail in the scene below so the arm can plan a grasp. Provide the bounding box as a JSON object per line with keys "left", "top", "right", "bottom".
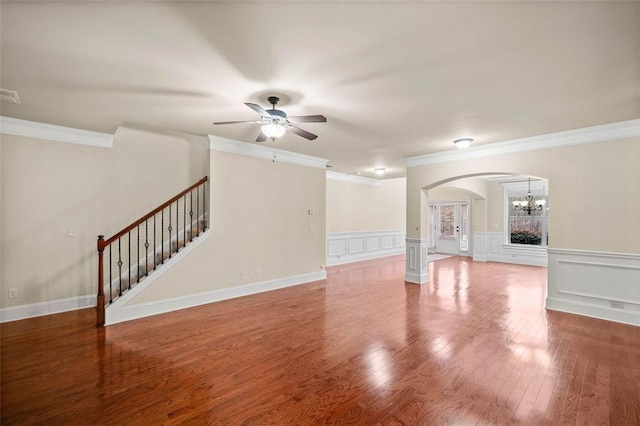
{"left": 96, "top": 176, "right": 208, "bottom": 327}
{"left": 100, "top": 176, "right": 208, "bottom": 248}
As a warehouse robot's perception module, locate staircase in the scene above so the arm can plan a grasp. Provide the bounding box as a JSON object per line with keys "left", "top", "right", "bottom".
{"left": 96, "top": 177, "right": 208, "bottom": 327}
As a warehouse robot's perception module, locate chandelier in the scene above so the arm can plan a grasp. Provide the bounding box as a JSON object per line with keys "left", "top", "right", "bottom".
{"left": 512, "top": 178, "right": 546, "bottom": 215}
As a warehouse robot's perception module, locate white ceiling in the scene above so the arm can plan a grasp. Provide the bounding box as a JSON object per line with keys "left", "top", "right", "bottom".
{"left": 1, "top": 1, "right": 638, "bottom": 178}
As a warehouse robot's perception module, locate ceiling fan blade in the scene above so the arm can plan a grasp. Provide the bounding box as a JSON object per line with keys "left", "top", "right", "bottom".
{"left": 245, "top": 102, "right": 271, "bottom": 117}
{"left": 213, "top": 120, "right": 259, "bottom": 125}
{"left": 288, "top": 125, "right": 318, "bottom": 141}
{"left": 255, "top": 132, "right": 268, "bottom": 142}
{"left": 287, "top": 115, "right": 327, "bottom": 123}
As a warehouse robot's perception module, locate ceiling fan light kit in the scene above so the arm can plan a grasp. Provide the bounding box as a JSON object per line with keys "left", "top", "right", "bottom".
{"left": 213, "top": 96, "right": 326, "bottom": 142}
{"left": 453, "top": 138, "right": 473, "bottom": 149}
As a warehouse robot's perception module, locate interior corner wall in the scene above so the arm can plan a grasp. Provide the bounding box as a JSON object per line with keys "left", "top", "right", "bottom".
{"left": 326, "top": 177, "right": 406, "bottom": 233}
{"left": 0, "top": 127, "right": 209, "bottom": 310}
{"left": 123, "top": 150, "right": 326, "bottom": 305}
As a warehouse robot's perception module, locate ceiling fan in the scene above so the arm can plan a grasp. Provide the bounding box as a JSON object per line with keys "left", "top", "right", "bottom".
{"left": 213, "top": 96, "right": 327, "bottom": 142}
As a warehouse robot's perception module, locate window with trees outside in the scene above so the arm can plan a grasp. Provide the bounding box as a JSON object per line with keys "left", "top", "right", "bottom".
{"left": 503, "top": 179, "right": 548, "bottom": 246}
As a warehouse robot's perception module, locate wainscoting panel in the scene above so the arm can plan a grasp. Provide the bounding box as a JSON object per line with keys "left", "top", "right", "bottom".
{"left": 327, "top": 231, "right": 405, "bottom": 266}
{"left": 405, "top": 238, "right": 429, "bottom": 284}
{"left": 472, "top": 232, "right": 547, "bottom": 267}
{"left": 547, "top": 249, "right": 639, "bottom": 326}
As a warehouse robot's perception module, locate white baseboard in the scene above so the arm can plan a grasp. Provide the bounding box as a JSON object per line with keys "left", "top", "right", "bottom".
{"left": 106, "top": 270, "right": 327, "bottom": 325}
{"left": 327, "top": 230, "right": 405, "bottom": 266}
{"left": 546, "top": 297, "right": 639, "bottom": 327}
{"left": 547, "top": 248, "right": 639, "bottom": 326}
{"left": 404, "top": 271, "right": 428, "bottom": 284}
{"left": 0, "top": 295, "right": 95, "bottom": 323}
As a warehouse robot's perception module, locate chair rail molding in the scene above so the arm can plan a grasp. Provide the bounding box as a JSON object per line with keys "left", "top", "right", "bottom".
{"left": 405, "top": 238, "right": 429, "bottom": 284}
{"left": 546, "top": 248, "right": 639, "bottom": 326}
{"left": 327, "top": 230, "right": 405, "bottom": 266}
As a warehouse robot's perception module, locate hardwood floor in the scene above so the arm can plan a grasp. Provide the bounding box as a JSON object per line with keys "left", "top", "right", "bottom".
{"left": 2, "top": 255, "right": 639, "bottom": 424}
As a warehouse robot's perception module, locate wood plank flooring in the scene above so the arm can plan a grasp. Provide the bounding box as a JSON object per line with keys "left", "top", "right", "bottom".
{"left": 2, "top": 255, "right": 639, "bottom": 424}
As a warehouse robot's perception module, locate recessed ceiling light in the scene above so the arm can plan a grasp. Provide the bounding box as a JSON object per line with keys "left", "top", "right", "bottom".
{"left": 453, "top": 138, "right": 473, "bottom": 150}
{"left": 374, "top": 168, "right": 386, "bottom": 175}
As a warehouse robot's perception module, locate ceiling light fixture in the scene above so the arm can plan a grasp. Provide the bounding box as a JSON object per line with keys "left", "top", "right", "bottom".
{"left": 261, "top": 123, "right": 286, "bottom": 140}
{"left": 453, "top": 138, "right": 473, "bottom": 150}
{"left": 512, "top": 178, "right": 546, "bottom": 215}
{"left": 374, "top": 168, "right": 386, "bottom": 175}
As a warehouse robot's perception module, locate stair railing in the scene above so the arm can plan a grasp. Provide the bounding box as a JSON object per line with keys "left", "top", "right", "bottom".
{"left": 96, "top": 176, "right": 208, "bottom": 327}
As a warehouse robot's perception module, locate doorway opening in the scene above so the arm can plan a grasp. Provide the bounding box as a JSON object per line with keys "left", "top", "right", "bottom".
{"left": 428, "top": 201, "right": 469, "bottom": 256}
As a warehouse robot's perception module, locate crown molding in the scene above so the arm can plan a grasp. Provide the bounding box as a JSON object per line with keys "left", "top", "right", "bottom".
{"left": 207, "top": 134, "right": 328, "bottom": 169}
{"left": 0, "top": 116, "right": 113, "bottom": 148}
{"left": 404, "top": 119, "right": 640, "bottom": 168}
{"left": 326, "top": 171, "right": 380, "bottom": 186}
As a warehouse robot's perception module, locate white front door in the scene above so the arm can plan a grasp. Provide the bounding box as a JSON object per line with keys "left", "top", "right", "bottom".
{"left": 436, "top": 203, "right": 460, "bottom": 255}
{"left": 433, "top": 202, "right": 470, "bottom": 255}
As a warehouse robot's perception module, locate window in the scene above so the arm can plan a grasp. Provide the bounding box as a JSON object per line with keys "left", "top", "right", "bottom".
{"left": 503, "top": 180, "right": 548, "bottom": 246}
{"left": 439, "top": 205, "right": 455, "bottom": 239}
{"left": 460, "top": 203, "right": 469, "bottom": 251}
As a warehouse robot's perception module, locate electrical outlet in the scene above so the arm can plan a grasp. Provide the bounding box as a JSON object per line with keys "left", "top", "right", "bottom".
{"left": 68, "top": 227, "right": 77, "bottom": 237}
{"left": 240, "top": 271, "right": 246, "bottom": 280}
{"left": 309, "top": 224, "right": 316, "bottom": 232}
{"left": 8, "top": 288, "right": 18, "bottom": 299}
{"left": 255, "top": 269, "right": 261, "bottom": 278}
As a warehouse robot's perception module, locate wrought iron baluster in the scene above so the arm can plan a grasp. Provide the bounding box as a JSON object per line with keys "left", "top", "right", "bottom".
{"left": 168, "top": 203, "right": 173, "bottom": 258}
{"left": 197, "top": 185, "right": 200, "bottom": 235}
{"left": 136, "top": 225, "right": 140, "bottom": 283}
{"left": 190, "top": 191, "right": 194, "bottom": 242}
{"left": 183, "top": 194, "right": 186, "bottom": 248}
{"left": 144, "top": 219, "right": 149, "bottom": 277}
{"left": 128, "top": 232, "right": 131, "bottom": 289}
{"left": 162, "top": 209, "right": 165, "bottom": 263}
{"left": 203, "top": 182, "right": 207, "bottom": 229}
{"left": 118, "top": 239, "right": 123, "bottom": 296}
{"left": 153, "top": 214, "right": 157, "bottom": 271}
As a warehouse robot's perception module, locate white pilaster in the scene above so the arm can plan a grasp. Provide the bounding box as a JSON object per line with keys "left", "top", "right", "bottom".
{"left": 405, "top": 238, "right": 429, "bottom": 284}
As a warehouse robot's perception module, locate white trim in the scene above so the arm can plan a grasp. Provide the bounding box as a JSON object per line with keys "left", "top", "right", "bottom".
{"left": 0, "top": 295, "right": 95, "bottom": 323}
{"left": 547, "top": 249, "right": 639, "bottom": 326}
{"left": 547, "top": 248, "right": 640, "bottom": 260}
{"left": 404, "top": 119, "right": 640, "bottom": 167}
{"left": 405, "top": 238, "right": 429, "bottom": 284}
{"left": 0, "top": 116, "right": 113, "bottom": 148}
{"left": 327, "top": 230, "right": 405, "bottom": 266}
{"left": 207, "top": 134, "right": 328, "bottom": 169}
{"left": 472, "top": 231, "right": 548, "bottom": 266}
{"left": 546, "top": 298, "right": 639, "bottom": 327}
{"left": 105, "top": 269, "right": 327, "bottom": 325}
{"left": 326, "top": 171, "right": 380, "bottom": 186}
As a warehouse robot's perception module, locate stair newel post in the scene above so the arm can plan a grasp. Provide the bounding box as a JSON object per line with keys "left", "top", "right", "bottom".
{"left": 97, "top": 235, "right": 106, "bottom": 327}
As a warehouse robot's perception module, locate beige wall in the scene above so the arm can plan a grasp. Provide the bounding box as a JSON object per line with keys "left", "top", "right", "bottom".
{"left": 127, "top": 150, "right": 326, "bottom": 304}
{"left": 326, "top": 177, "right": 405, "bottom": 233}
{"left": 0, "top": 127, "right": 209, "bottom": 308}
{"left": 407, "top": 137, "right": 640, "bottom": 254}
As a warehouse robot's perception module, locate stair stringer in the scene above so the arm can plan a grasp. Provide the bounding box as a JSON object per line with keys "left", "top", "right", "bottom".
{"left": 104, "top": 229, "right": 210, "bottom": 325}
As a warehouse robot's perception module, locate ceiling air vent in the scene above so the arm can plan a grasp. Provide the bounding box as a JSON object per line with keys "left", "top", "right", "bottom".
{"left": 0, "top": 88, "right": 21, "bottom": 104}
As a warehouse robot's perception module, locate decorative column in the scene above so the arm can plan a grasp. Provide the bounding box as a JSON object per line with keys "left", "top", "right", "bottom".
{"left": 404, "top": 238, "right": 429, "bottom": 284}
